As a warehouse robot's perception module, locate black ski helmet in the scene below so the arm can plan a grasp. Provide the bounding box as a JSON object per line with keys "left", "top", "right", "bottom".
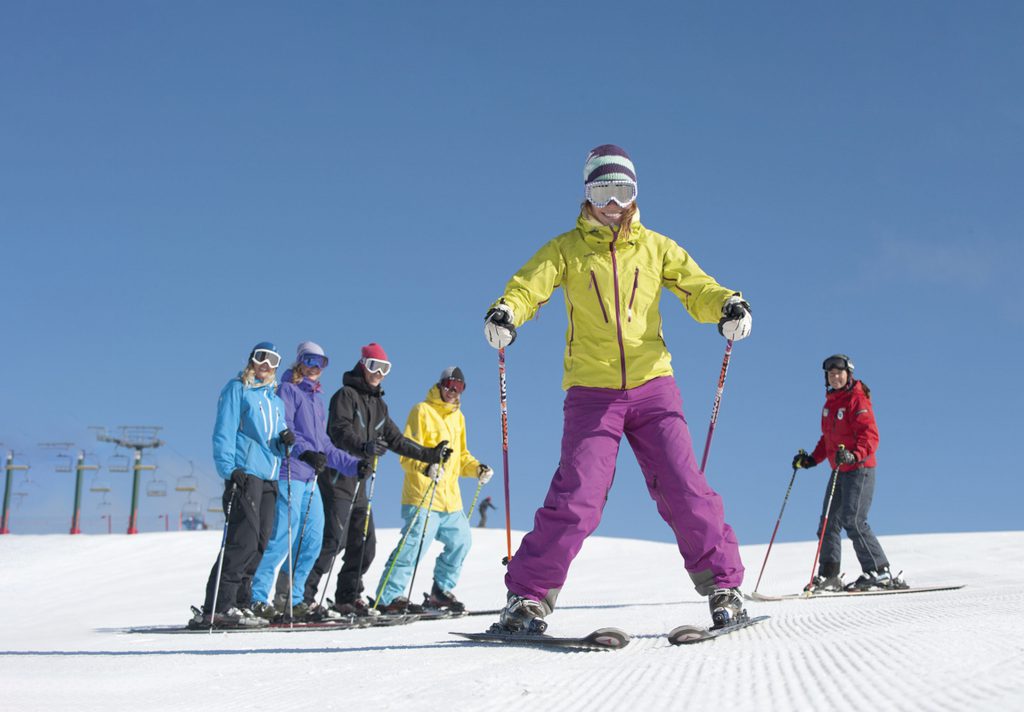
{"left": 822, "top": 354, "right": 855, "bottom": 373}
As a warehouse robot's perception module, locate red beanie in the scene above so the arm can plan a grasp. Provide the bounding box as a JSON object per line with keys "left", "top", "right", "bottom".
{"left": 361, "top": 342, "right": 388, "bottom": 361}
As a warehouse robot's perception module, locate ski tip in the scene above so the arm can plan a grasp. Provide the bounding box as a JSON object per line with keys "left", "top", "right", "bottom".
{"left": 587, "top": 627, "right": 631, "bottom": 649}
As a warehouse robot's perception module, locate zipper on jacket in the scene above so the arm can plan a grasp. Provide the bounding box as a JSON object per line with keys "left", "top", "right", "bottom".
{"left": 589, "top": 269, "right": 609, "bottom": 323}
{"left": 568, "top": 297, "right": 575, "bottom": 357}
{"left": 610, "top": 228, "right": 628, "bottom": 389}
{"left": 627, "top": 267, "right": 639, "bottom": 322}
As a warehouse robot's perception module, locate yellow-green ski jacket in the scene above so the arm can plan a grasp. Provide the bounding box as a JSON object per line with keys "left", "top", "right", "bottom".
{"left": 494, "top": 209, "right": 739, "bottom": 390}
{"left": 399, "top": 385, "right": 482, "bottom": 513}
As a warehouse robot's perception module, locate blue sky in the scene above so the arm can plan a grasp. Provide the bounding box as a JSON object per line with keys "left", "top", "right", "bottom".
{"left": 2, "top": 2, "right": 1021, "bottom": 551}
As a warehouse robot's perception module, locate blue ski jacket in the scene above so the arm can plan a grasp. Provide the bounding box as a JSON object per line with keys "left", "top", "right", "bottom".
{"left": 212, "top": 374, "right": 289, "bottom": 481}
{"left": 277, "top": 370, "right": 360, "bottom": 483}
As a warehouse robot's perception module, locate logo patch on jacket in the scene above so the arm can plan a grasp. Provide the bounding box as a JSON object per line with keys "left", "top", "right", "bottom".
{"left": 823, "top": 408, "right": 829, "bottom": 418}
{"left": 837, "top": 408, "right": 846, "bottom": 420}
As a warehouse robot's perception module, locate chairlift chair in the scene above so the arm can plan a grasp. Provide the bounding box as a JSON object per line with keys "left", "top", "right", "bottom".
{"left": 181, "top": 500, "right": 202, "bottom": 518}
{"left": 55, "top": 453, "right": 73, "bottom": 473}
{"left": 147, "top": 478, "right": 167, "bottom": 497}
{"left": 175, "top": 475, "right": 198, "bottom": 492}
{"left": 207, "top": 496, "right": 224, "bottom": 513}
{"left": 89, "top": 475, "right": 112, "bottom": 493}
{"left": 108, "top": 454, "right": 130, "bottom": 473}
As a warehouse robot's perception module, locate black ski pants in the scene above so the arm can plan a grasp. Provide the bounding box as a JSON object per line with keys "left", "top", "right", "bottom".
{"left": 203, "top": 476, "right": 277, "bottom": 614}
{"left": 817, "top": 466, "right": 889, "bottom": 577}
{"left": 304, "top": 470, "right": 375, "bottom": 604}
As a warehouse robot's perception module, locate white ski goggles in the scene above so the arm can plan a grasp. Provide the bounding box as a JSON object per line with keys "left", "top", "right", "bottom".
{"left": 362, "top": 357, "right": 392, "bottom": 376}
{"left": 585, "top": 181, "right": 637, "bottom": 208}
{"left": 251, "top": 349, "right": 281, "bottom": 369}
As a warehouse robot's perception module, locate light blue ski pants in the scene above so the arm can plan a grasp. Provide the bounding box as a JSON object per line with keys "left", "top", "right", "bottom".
{"left": 375, "top": 505, "right": 471, "bottom": 606}
{"left": 252, "top": 478, "right": 324, "bottom": 607}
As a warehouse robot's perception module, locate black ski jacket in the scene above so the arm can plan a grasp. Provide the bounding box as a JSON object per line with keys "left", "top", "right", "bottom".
{"left": 328, "top": 366, "right": 436, "bottom": 464}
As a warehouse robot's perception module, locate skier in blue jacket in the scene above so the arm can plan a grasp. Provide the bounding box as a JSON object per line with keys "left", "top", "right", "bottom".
{"left": 192, "top": 342, "right": 295, "bottom": 629}
{"left": 250, "top": 342, "right": 363, "bottom": 621}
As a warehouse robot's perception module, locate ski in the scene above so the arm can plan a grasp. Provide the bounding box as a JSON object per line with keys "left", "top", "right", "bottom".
{"left": 746, "top": 584, "right": 964, "bottom": 602}
{"left": 668, "top": 614, "right": 769, "bottom": 645}
{"left": 451, "top": 626, "right": 630, "bottom": 651}
{"left": 125, "top": 607, "right": 497, "bottom": 634}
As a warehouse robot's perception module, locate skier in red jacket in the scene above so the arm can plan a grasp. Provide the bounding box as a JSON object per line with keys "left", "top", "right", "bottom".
{"left": 792, "top": 354, "right": 908, "bottom": 592}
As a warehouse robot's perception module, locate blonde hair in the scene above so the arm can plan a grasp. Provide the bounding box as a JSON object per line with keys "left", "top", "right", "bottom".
{"left": 240, "top": 362, "right": 276, "bottom": 387}
{"left": 290, "top": 363, "right": 313, "bottom": 384}
{"left": 583, "top": 200, "right": 639, "bottom": 235}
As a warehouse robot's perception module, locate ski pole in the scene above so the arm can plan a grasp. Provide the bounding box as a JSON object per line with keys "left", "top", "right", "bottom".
{"left": 209, "top": 481, "right": 238, "bottom": 631}
{"left": 372, "top": 482, "right": 434, "bottom": 610}
{"left": 316, "top": 477, "right": 362, "bottom": 611}
{"left": 291, "top": 479, "right": 317, "bottom": 576}
{"left": 753, "top": 458, "right": 801, "bottom": 593}
{"left": 498, "top": 347, "right": 513, "bottom": 564}
{"left": 699, "top": 339, "right": 733, "bottom": 475}
{"left": 406, "top": 473, "right": 441, "bottom": 605}
{"left": 464, "top": 478, "right": 484, "bottom": 520}
{"left": 352, "top": 456, "right": 378, "bottom": 603}
{"left": 805, "top": 447, "right": 844, "bottom": 595}
{"left": 285, "top": 447, "right": 294, "bottom": 625}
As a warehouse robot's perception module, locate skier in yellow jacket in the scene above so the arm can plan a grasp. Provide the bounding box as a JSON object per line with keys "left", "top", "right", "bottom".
{"left": 373, "top": 367, "right": 492, "bottom": 613}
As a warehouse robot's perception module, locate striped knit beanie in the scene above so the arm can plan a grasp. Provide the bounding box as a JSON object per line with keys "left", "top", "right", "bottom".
{"left": 583, "top": 144, "right": 637, "bottom": 186}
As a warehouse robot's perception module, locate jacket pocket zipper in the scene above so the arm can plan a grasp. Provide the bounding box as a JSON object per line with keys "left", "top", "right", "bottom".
{"left": 589, "top": 269, "right": 609, "bottom": 323}
{"left": 627, "top": 267, "right": 639, "bottom": 322}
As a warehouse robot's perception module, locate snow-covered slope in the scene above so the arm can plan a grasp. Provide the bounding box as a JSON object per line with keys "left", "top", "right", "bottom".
{"left": 1, "top": 529, "right": 1021, "bottom": 711}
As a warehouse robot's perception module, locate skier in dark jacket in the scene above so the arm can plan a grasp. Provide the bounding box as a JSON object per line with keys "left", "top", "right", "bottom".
{"left": 304, "top": 342, "right": 452, "bottom": 615}
{"left": 793, "top": 354, "right": 908, "bottom": 592}
{"left": 478, "top": 496, "right": 496, "bottom": 528}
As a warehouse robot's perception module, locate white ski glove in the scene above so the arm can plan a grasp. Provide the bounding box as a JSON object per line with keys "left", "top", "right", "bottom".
{"left": 477, "top": 464, "right": 493, "bottom": 484}
{"left": 484, "top": 303, "right": 517, "bottom": 349}
{"left": 423, "top": 463, "right": 442, "bottom": 482}
{"left": 718, "top": 296, "right": 752, "bottom": 341}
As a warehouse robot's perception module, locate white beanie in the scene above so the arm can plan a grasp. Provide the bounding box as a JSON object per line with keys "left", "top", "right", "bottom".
{"left": 296, "top": 341, "right": 328, "bottom": 364}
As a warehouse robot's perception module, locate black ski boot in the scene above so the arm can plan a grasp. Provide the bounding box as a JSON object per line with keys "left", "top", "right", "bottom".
{"left": 708, "top": 588, "right": 748, "bottom": 630}
{"left": 249, "top": 600, "right": 280, "bottom": 621}
{"left": 803, "top": 574, "right": 845, "bottom": 593}
{"left": 846, "top": 566, "right": 909, "bottom": 592}
{"left": 425, "top": 581, "right": 466, "bottom": 613}
{"left": 376, "top": 596, "right": 424, "bottom": 614}
{"left": 497, "top": 593, "right": 548, "bottom": 634}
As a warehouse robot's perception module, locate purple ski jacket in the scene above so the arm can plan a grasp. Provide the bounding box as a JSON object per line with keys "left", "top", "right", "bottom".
{"left": 277, "top": 370, "right": 360, "bottom": 483}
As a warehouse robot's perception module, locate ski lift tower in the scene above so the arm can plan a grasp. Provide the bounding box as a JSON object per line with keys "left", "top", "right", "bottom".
{"left": 94, "top": 426, "right": 164, "bottom": 535}
{"left": 40, "top": 443, "right": 101, "bottom": 535}
{"left": 1, "top": 447, "right": 30, "bottom": 535}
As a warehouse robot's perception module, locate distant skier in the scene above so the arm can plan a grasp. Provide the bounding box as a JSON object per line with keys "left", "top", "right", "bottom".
{"left": 249, "top": 342, "right": 362, "bottom": 622}
{"left": 303, "top": 343, "right": 452, "bottom": 616}
{"left": 478, "top": 496, "right": 496, "bottom": 528}
{"left": 483, "top": 144, "right": 752, "bottom": 634}
{"left": 374, "top": 366, "right": 491, "bottom": 614}
{"left": 793, "top": 354, "right": 908, "bottom": 592}
{"left": 191, "top": 341, "right": 295, "bottom": 629}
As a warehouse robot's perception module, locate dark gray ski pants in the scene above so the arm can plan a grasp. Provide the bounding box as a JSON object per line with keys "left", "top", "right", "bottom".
{"left": 817, "top": 466, "right": 889, "bottom": 576}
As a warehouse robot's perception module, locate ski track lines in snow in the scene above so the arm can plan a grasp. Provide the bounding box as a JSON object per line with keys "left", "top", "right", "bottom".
{"left": 1, "top": 531, "right": 1023, "bottom": 711}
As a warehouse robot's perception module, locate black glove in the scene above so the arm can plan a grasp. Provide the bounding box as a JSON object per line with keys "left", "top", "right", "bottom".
{"left": 279, "top": 428, "right": 296, "bottom": 448}
{"left": 361, "top": 437, "right": 388, "bottom": 457}
{"left": 484, "top": 304, "right": 517, "bottom": 348}
{"left": 230, "top": 468, "right": 248, "bottom": 488}
{"left": 427, "top": 440, "right": 453, "bottom": 464}
{"left": 299, "top": 450, "right": 328, "bottom": 474}
{"left": 836, "top": 447, "right": 857, "bottom": 466}
{"left": 356, "top": 459, "right": 374, "bottom": 480}
{"left": 792, "top": 451, "right": 816, "bottom": 470}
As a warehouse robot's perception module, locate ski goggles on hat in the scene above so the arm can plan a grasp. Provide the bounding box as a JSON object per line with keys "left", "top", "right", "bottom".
{"left": 251, "top": 349, "right": 281, "bottom": 369}
{"left": 440, "top": 378, "right": 465, "bottom": 394}
{"left": 300, "top": 354, "right": 328, "bottom": 369}
{"left": 822, "top": 356, "right": 851, "bottom": 372}
{"left": 585, "top": 181, "right": 637, "bottom": 209}
{"left": 362, "top": 357, "right": 392, "bottom": 376}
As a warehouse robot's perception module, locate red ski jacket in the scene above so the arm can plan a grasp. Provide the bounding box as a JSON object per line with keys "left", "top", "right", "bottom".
{"left": 810, "top": 380, "right": 879, "bottom": 472}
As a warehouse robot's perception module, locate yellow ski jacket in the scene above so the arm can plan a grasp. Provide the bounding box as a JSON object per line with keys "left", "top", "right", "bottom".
{"left": 399, "top": 385, "right": 483, "bottom": 513}
{"left": 494, "top": 209, "right": 740, "bottom": 390}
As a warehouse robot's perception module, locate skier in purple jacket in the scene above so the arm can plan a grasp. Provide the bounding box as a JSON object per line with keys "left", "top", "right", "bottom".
{"left": 250, "top": 341, "right": 363, "bottom": 621}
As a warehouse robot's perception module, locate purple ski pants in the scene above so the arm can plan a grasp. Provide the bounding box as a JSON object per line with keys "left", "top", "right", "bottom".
{"left": 505, "top": 375, "right": 744, "bottom": 602}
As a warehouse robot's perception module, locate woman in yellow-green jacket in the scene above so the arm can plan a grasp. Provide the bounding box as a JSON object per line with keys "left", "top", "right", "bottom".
{"left": 483, "top": 145, "right": 753, "bottom": 634}
{"left": 373, "top": 367, "right": 492, "bottom": 613}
